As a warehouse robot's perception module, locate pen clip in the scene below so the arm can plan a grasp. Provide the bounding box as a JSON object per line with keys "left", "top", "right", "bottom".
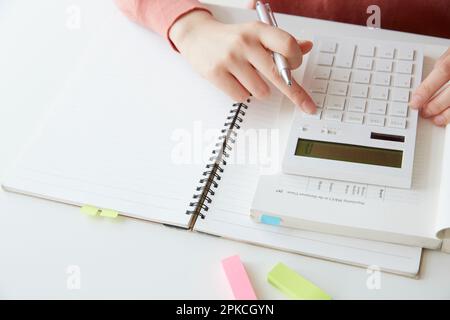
{"left": 265, "top": 3, "right": 278, "bottom": 27}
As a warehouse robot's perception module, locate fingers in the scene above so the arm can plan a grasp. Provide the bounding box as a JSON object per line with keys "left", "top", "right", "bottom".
{"left": 436, "top": 47, "right": 450, "bottom": 65}
{"left": 247, "top": 0, "right": 257, "bottom": 9}
{"left": 286, "top": 77, "right": 316, "bottom": 114}
{"left": 410, "top": 47, "right": 450, "bottom": 127}
{"left": 410, "top": 52, "right": 450, "bottom": 109}
{"left": 254, "top": 22, "right": 305, "bottom": 70}
{"left": 421, "top": 85, "right": 450, "bottom": 118}
{"left": 298, "top": 40, "right": 313, "bottom": 55}
{"left": 229, "top": 62, "right": 270, "bottom": 100}
{"left": 432, "top": 108, "right": 450, "bottom": 127}
{"left": 248, "top": 44, "right": 316, "bottom": 113}
{"left": 212, "top": 71, "right": 250, "bottom": 102}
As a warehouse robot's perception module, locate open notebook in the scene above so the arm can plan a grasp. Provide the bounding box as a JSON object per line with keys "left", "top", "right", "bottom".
{"left": 1, "top": 10, "right": 421, "bottom": 276}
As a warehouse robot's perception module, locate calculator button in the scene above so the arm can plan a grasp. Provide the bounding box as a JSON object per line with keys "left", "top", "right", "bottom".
{"left": 355, "top": 57, "right": 373, "bottom": 70}
{"left": 388, "top": 102, "right": 409, "bottom": 117}
{"left": 323, "top": 110, "right": 343, "bottom": 121}
{"left": 319, "top": 41, "right": 337, "bottom": 53}
{"left": 377, "top": 45, "right": 395, "bottom": 59}
{"left": 397, "top": 48, "right": 414, "bottom": 60}
{"left": 311, "top": 93, "right": 325, "bottom": 108}
{"left": 370, "top": 86, "right": 389, "bottom": 100}
{"left": 375, "top": 60, "right": 393, "bottom": 72}
{"left": 352, "top": 71, "right": 371, "bottom": 84}
{"left": 317, "top": 53, "right": 334, "bottom": 66}
{"left": 302, "top": 109, "right": 322, "bottom": 120}
{"left": 387, "top": 117, "right": 407, "bottom": 129}
{"left": 331, "top": 69, "right": 351, "bottom": 82}
{"left": 391, "top": 88, "right": 410, "bottom": 102}
{"left": 368, "top": 100, "right": 387, "bottom": 115}
{"left": 328, "top": 82, "right": 348, "bottom": 96}
{"left": 335, "top": 45, "right": 355, "bottom": 68}
{"left": 348, "top": 98, "right": 366, "bottom": 112}
{"left": 367, "top": 115, "right": 385, "bottom": 126}
{"left": 344, "top": 112, "right": 364, "bottom": 124}
{"left": 393, "top": 74, "right": 411, "bottom": 88}
{"left": 350, "top": 84, "right": 369, "bottom": 98}
{"left": 395, "top": 61, "right": 413, "bottom": 74}
{"left": 325, "top": 95, "right": 346, "bottom": 110}
{"left": 357, "top": 44, "right": 375, "bottom": 57}
{"left": 310, "top": 80, "right": 328, "bottom": 93}
{"left": 313, "top": 66, "right": 331, "bottom": 79}
{"left": 373, "top": 73, "right": 391, "bottom": 86}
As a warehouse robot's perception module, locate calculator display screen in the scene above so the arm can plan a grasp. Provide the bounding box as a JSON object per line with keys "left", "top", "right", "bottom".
{"left": 295, "top": 139, "right": 403, "bottom": 168}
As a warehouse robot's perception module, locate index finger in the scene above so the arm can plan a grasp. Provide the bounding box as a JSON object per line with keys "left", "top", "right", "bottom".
{"left": 248, "top": 44, "right": 316, "bottom": 113}
{"left": 410, "top": 53, "right": 450, "bottom": 109}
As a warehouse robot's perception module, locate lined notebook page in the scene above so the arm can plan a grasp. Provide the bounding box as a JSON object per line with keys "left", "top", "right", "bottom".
{"left": 2, "top": 11, "right": 234, "bottom": 227}
{"left": 195, "top": 92, "right": 422, "bottom": 276}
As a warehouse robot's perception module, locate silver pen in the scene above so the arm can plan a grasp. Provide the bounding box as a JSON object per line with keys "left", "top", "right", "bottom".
{"left": 255, "top": 1, "right": 292, "bottom": 86}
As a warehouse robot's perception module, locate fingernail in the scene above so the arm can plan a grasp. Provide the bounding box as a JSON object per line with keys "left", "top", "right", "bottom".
{"left": 303, "top": 100, "right": 316, "bottom": 114}
{"left": 434, "top": 115, "right": 446, "bottom": 126}
{"left": 409, "top": 94, "right": 424, "bottom": 109}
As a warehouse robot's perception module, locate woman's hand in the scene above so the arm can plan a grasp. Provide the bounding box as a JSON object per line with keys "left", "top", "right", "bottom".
{"left": 169, "top": 11, "right": 316, "bottom": 113}
{"left": 410, "top": 48, "right": 450, "bottom": 126}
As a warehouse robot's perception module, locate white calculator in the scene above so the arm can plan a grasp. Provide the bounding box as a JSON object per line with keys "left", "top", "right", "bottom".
{"left": 282, "top": 37, "right": 424, "bottom": 188}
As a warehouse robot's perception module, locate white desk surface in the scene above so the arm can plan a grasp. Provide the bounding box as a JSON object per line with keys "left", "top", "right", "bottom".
{"left": 1, "top": 0, "right": 449, "bottom": 299}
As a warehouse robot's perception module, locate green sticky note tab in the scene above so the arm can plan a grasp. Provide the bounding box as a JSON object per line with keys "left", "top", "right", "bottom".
{"left": 98, "top": 208, "right": 119, "bottom": 218}
{"left": 81, "top": 205, "right": 99, "bottom": 216}
{"left": 267, "top": 262, "right": 331, "bottom": 300}
{"left": 81, "top": 205, "right": 119, "bottom": 218}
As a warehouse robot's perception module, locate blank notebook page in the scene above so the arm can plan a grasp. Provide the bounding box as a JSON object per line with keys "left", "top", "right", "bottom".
{"left": 2, "top": 11, "right": 235, "bottom": 227}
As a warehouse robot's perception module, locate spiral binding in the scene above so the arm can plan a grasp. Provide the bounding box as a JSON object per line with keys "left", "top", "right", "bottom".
{"left": 186, "top": 100, "right": 250, "bottom": 229}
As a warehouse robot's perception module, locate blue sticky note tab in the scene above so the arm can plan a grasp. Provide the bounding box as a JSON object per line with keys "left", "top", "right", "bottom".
{"left": 260, "top": 215, "right": 281, "bottom": 226}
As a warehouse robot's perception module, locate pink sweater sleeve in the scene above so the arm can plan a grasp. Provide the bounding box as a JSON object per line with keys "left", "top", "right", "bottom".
{"left": 115, "top": 0, "right": 211, "bottom": 49}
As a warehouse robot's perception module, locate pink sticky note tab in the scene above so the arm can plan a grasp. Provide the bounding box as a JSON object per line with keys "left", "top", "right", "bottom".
{"left": 221, "top": 255, "right": 257, "bottom": 300}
